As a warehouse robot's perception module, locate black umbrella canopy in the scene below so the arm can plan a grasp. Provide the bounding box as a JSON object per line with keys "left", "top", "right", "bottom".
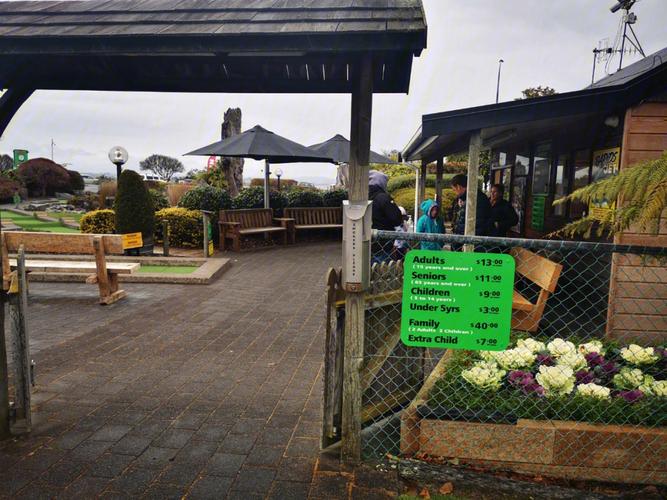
{"left": 185, "top": 125, "right": 333, "bottom": 163}
{"left": 309, "top": 134, "right": 395, "bottom": 164}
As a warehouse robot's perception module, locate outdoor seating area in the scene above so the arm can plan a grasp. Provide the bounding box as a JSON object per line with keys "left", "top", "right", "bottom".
{"left": 283, "top": 207, "right": 343, "bottom": 244}
{"left": 218, "top": 209, "right": 291, "bottom": 252}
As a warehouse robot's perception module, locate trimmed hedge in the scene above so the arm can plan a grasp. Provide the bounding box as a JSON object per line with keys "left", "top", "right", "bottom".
{"left": 178, "top": 184, "right": 232, "bottom": 213}
{"left": 392, "top": 187, "right": 458, "bottom": 219}
{"left": 115, "top": 170, "right": 155, "bottom": 239}
{"left": 387, "top": 174, "right": 452, "bottom": 193}
{"left": 149, "top": 189, "right": 170, "bottom": 211}
{"left": 80, "top": 209, "right": 115, "bottom": 234}
{"left": 155, "top": 207, "right": 203, "bottom": 248}
{"left": 286, "top": 189, "right": 323, "bottom": 208}
{"left": 231, "top": 187, "right": 288, "bottom": 211}
{"left": 322, "top": 188, "right": 348, "bottom": 207}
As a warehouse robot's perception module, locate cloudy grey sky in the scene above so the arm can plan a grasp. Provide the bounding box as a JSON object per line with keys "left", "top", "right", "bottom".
{"left": 1, "top": 0, "right": 666, "bottom": 184}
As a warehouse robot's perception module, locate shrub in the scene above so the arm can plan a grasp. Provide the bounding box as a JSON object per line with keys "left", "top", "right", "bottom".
{"left": 322, "top": 188, "right": 348, "bottom": 207}
{"left": 155, "top": 207, "right": 202, "bottom": 247}
{"left": 392, "top": 187, "right": 459, "bottom": 219}
{"left": 114, "top": 170, "right": 155, "bottom": 240}
{"left": 166, "top": 183, "right": 192, "bottom": 206}
{"left": 232, "top": 187, "right": 288, "bottom": 211}
{"left": 98, "top": 181, "right": 117, "bottom": 208}
{"left": 286, "top": 189, "right": 323, "bottom": 207}
{"left": 70, "top": 193, "right": 100, "bottom": 211}
{"left": 67, "top": 169, "right": 85, "bottom": 193}
{"left": 80, "top": 209, "right": 115, "bottom": 234}
{"left": 178, "top": 184, "right": 231, "bottom": 213}
{"left": 250, "top": 178, "right": 298, "bottom": 189}
{"left": 17, "top": 158, "right": 71, "bottom": 196}
{"left": 0, "top": 177, "right": 25, "bottom": 202}
{"left": 144, "top": 180, "right": 166, "bottom": 192}
{"left": 149, "top": 189, "right": 170, "bottom": 211}
{"left": 374, "top": 163, "right": 415, "bottom": 178}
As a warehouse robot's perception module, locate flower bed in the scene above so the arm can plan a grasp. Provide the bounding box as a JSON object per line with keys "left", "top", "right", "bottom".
{"left": 400, "top": 337, "right": 667, "bottom": 484}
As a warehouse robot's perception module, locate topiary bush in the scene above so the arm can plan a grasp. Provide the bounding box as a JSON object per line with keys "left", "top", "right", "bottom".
{"left": 322, "top": 188, "right": 348, "bottom": 207}
{"left": 114, "top": 170, "right": 155, "bottom": 241}
{"left": 286, "top": 189, "right": 323, "bottom": 207}
{"left": 80, "top": 209, "right": 116, "bottom": 234}
{"left": 155, "top": 207, "right": 202, "bottom": 247}
{"left": 0, "top": 177, "right": 25, "bottom": 202}
{"left": 17, "top": 158, "right": 71, "bottom": 196}
{"left": 231, "top": 187, "right": 288, "bottom": 212}
{"left": 149, "top": 189, "right": 170, "bottom": 211}
{"left": 67, "top": 169, "right": 85, "bottom": 193}
{"left": 178, "top": 184, "right": 231, "bottom": 212}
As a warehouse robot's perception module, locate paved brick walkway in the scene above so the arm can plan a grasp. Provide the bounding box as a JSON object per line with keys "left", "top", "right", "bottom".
{"left": 0, "top": 241, "right": 392, "bottom": 499}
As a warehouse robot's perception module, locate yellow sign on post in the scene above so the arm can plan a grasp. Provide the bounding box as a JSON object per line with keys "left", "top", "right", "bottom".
{"left": 208, "top": 241, "right": 214, "bottom": 257}
{"left": 589, "top": 147, "right": 620, "bottom": 220}
{"left": 122, "top": 232, "right": 143, "bottom": 250}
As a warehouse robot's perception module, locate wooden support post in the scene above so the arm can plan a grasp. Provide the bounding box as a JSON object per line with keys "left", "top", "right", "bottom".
{"left": 8, "top": 245, "right": 30, "bottom": 430}
{"left": 464, "top": 131, "right": 482, "bottom": 251}
{"left": 342, "top": 54, "right": 373, "bottom": 464}
{"left": 419, "top": 160, "right": 427, "bottom": 208}
{"left": 0, "top": 256, "right": 8, "bottom": 439}
{"left": 162, "top": 220, "right": 170, "bottom": 257}
{"left": 435, "top": 157, "right": 444, "bottom": 206}
{"left": 413, "top": 167, "right": 420, "bottom": 225}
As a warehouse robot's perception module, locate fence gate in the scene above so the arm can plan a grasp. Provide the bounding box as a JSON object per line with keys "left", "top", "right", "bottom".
{"left": 323, "top": 231, "right": 667, "bottom": 485}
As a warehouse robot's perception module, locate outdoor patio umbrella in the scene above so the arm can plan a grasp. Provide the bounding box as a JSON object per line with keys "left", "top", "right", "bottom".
{"left": 186, "top": 125, "right": 333, "bottom": 208}
{"left": 308, "top": 134, "right": 396, "bottom": 165}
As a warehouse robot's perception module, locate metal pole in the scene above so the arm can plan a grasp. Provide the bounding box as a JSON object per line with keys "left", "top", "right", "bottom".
{"left": 495, "top": 59, "right": 504, "bottom": 104}
{"left": 619, "top": 15, "right": 628, "bottom": 71}
{"left": 162, "top": 220, "right": 170, "bottom": 257}
{"left": 591, "top": 49, "right": 597, "bottom": 85}
{"left": 464, "top": 131, "right": 482, "bottom": 252}
{"left": 264, "top": 160, "right": 271, "bottom": 209}
{"left": 435, "top": 158, "right": 444, "bottom": 206}
{"left": 202, "top": 212, "right": 210, "bottom": 258}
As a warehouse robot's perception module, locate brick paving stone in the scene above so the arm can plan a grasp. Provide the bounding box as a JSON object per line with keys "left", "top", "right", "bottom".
{"left": 69, "top": 440, "right": 113, "bottom": 461}
{"left": 152, "top": 428, "right": 195, "bottom": 449}
{"left": 350, "top": 485, "right": 396, "bottom": 500}
{"left": 268, "top": 480, "right": 312, "bottom": 500}
{"left": 40, "top": 459, "right": 89, "bottom": 487}
{"left": 134, "top": 446, "right": 178, "bottom": 470}
{"left": 89, "top": 453, "right": 135, "bottom": 478}
{"left": 13, "top": 480, "right": 64, "bottom": 500}
{"left": 185, "top": 476, "right": 233, "bottom": 499}
{"left": 218, "top": 433, "right": 256, "bottom": 454}
{"left": 309, "top": 472, "right": 352, "bottom": 499}
{"left": 157, "top": 462, "right": 205, "bottom": 487}
{"left": 204, "top": 453, "right": 246, "bottom": 477}
{"left": 173, "top": 441, "right": 218, "bottom": 465}
{"left": 232, "top": 465, "right": 276, "bottom": 493}
{"left": 276, "top": 457, "right": 316, "bottom": 483}
{"left": 110, "top": 436, "right": 152, "bottom": 456}
{"left": 52, "top": 430, "right": 94, "bottom": 450}
{"left": 90, "top": 425, "right": 133, "bottom": 442}
{"left": 285, "top": 437, "right": 320, "bottom": 458}
{"left": 62, "top": 475, "right": 111, "bottom": 499}
{"left": 107, "top": 466, "right": 161, "bottom": 495}
{"left": 191, "top": 425, "right": 231, "bottom": 442}
{"left": 142, "top": 482, "right": 187, "bottom": 500}
{"left": 245, "top": 444, "right": 285, "bottom": 467}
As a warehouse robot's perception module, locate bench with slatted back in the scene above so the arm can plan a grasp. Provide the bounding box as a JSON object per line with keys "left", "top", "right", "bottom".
{"left": 1, "top": 232, "right": 139, "bottom": 305}
{"left": 283, "top": 207, "right": 342, "bottom": 243}
{"left": 510, "top": 247, "right": 563, "bottom": 332}
{"left": 218, "top": 209, "right": 293, "bottom": 252}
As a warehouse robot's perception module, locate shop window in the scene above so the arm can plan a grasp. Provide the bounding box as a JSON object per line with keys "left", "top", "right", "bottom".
{"left": 570, "top": 149, "right": 591, "bottom": 219}
{"left": 511, "top": 153, "right": 530, "bottom": 232}
{"left": 531, "top": 143, "right": 552, "bottom": 195}
{"left": 553, "top": 154, "right": 569, "bottom": 217}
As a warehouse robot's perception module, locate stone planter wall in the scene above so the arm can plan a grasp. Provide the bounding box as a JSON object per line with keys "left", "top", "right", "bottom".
{"left": 401, "top": 416, "right": 667, "bottom": 485}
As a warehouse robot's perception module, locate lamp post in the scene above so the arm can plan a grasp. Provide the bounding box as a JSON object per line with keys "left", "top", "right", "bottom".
{"left": 108, "top": 146, "right": 129, "bottom": 180}
{"left": 496, "top": 58, "right": 504, "bottom": 104}
{"left": 275, "top": 167, "right": 283, "bottom": 191}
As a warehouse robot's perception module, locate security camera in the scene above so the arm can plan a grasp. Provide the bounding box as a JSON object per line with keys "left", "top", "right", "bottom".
{"left": 610, "top": 0, "right": 636, "bottom": 13}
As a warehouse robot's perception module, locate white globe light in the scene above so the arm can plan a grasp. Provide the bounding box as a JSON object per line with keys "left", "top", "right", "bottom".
{"left": 108, "top": 146, "right": 129, "bottom": 165}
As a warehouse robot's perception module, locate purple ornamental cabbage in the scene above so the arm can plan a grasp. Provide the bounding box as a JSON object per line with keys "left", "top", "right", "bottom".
{"left": 585, "top": 352, "right": 605, "bottom": 368}
{"left": 507, "top": 371, "right": 544, "bottom": 396}
{"left": 575, "top": 370, "right": 596, "bottom": 384}
{"left": 597, "top": 360, "right": 620, "bottom": 377}
{"left": 617, "top": 389, "right": 644, "bottom": 403}
{"left": 536, "top": 354, "right": 555, "bottom": 366}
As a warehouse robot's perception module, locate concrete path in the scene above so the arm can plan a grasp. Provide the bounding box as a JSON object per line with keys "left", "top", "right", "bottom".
{"left": 0, "top": 241, "right": 390, "bottom": 499}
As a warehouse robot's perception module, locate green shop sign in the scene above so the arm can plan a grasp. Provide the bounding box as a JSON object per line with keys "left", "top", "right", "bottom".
{"left": 13, "top": 149, "right": 28, "bottom": 168}
{"left": 400, "top": 250, "right": 515, "bottom": 351}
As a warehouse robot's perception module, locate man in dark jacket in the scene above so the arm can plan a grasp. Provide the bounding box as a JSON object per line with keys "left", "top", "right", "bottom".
{"left": 369, "top": 170, "right": 403, "bottom": 262}
{"left": 450, "top": 174, "right": 493, "bottom": 236}
{"left": 489, "top": 184, "right": 519, "bottom": 237}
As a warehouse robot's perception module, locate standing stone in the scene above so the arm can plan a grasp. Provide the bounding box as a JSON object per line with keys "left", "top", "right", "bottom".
{"left": 220, "top": 108, "right": 244, "bottom": 197}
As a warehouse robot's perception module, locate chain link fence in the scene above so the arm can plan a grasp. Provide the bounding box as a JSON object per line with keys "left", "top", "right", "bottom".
{"left": 326, "top": 231, "right": 667, "bottom": 485}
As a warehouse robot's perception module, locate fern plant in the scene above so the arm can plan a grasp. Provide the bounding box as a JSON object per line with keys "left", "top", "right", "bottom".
{"left": 552, "top": 151, "right": 667, "bottom": 238}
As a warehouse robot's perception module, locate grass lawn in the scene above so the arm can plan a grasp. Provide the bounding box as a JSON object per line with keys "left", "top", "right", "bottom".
{"left": 0, "top": 210, "right": 80, "bottom": 233}
{"left": 47, "top": 211, "right": 83, "bottom": 222}
{"left": 137, "top": 265, "right": 198, "bottom": 274}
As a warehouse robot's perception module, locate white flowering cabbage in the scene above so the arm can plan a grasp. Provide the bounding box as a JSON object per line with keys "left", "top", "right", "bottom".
{"left": 517, "top": 338, "right": 546, "bottom": 354}
{"left": 647, "top": 380, "right": 667, "bottom": 397}
{"left": 489, "top": 347, "right": 536, "bottom": 370}
{"left": 547, "top": 338, "right": 576, "bottom": 358}
{"left": 577, "top": 383, "right": 611, "bottom": 400}
{"left": 535, "top": 365, "right": 575, "bottom": 397}
{"left": 613, "top": 367, "right": 645, "bottom": 389}
{"left": 578, "top": 340, "right": 605, "bottom": 356}
{"left": 620, "top": 344, "right": 658, "bottom": 366}
{"left": 556, "top": 352, "right": 588, "bottom": 372}
{"left": 461, "top": 365, "right": 506, "bottom": 391}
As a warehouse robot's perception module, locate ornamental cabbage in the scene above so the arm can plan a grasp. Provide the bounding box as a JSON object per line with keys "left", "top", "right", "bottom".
{"left": 576, "top": 383, "right": 611, "bottom": 400}
{"left": 578, "top": 340, "right": 605, "bottom": 356}
{"left": 620, "top": 344, "right": 658, "bottom": 366}
{"left": 461, "top": 365, "right": 506, "bottom": 391}
{"left": 648, "top": 380, "right": 667, "bottom": 397}
{"left": 535, "top": 365, "right": 575, "bottom": 397}
{"left": 547, "top": 338, "right": 576, "bottom": 358}
{"left": 517, "top": 338, "right": 546, "bottom": 354}
{"left": 556, "top": 352, "right": 588, "bottom": 372}
{"left": 613, "top": 367, "right": 645, "bottom": 390}
{"left": 489, "top": 347, "right": 536, "bottom": 370}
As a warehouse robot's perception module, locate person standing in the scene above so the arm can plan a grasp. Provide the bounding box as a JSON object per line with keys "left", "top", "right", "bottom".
{"left": 450, "top": 174, "right": 493, "bottom": 236}
{"left": 489, "top": 183, "right": 518, "bottom": 237}
{"left": 416, "top": 199, "right": 445, "bottom": 250}
{"left": 369, "top": 170, "right": 403, "bottom": 263}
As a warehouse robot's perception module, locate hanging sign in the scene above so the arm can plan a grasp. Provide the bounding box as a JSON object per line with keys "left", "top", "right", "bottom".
{"left": 401, "top": 250, "right": 515, "bottom": 351}
{"left": 122, "top": 232, "right": 143, "bottom": 250}
{"left": 589, "top": 147, "right": 620, "bottom": 220}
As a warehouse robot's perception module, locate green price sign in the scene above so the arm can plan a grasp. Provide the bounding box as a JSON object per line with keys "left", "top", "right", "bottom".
{"left": 401, "top": 250, "right": 515, "bottom": 351}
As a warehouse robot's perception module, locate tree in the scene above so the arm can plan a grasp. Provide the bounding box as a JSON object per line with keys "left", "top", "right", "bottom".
{"left": 17, "top": 158, "right": 71, "bottom": 197}
{"left": 553, "top": 152, "right": 667, "bottom": 238}
{"left": 517, "top": 86, "right": 557, "bottom": 100}
{"left": 220, "top": 107, "right": 244, "bottom": 197}
{"left": 139, "top": 154, "right": 184, "bottom": 181}
{"left": 0, "top": 154, "right": 12, "bottom": 171}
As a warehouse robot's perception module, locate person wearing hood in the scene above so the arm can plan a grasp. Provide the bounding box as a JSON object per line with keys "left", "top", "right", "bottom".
{"left": 416, "top": 199, "right": 445, "bottom": 250}
{"left": 368, "top": 170, "right": 403, "bottom": 262}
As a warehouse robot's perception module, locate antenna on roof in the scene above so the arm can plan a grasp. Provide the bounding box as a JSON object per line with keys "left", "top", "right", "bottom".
{"left": 610, "top": 0, "right": 645, "bottom": 71}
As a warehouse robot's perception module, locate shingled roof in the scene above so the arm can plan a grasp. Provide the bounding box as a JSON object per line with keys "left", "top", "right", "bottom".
{"left": 0, "top": 0, "right": 427, "bottom": 93}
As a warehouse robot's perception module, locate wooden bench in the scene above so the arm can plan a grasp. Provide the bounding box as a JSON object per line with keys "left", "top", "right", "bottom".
{"left": 218, "top": 209, "right": 293, "bottom": 252}
{"left": 1, "top": 232, "right": 138, "bottom": 305}
{"left": 511, "top": 247, "right": 563, "bottom": 332}
{"left": 283, "top": 207, "right": 342, "bottom": 243}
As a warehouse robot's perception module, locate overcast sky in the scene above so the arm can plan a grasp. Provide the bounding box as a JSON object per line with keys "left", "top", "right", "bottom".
{"left": 1, "top": 0, "right": 665, "bottom": 184}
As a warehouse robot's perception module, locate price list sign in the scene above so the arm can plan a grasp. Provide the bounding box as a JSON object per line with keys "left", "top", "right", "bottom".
{"left": 400, "top": 250, "right": 515, "bottom": 351}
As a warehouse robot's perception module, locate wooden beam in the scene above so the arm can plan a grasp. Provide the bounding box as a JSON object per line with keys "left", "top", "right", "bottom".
{"left": 464, "top": 130, "right": 482, "bottom": 251}
{"left": 0, "top": 88, "right": 34, "bottom": 139}
{"left": 8, "top": 246, "right": 30, "bottom": 429}
{"left": 435, "top": 157, "right": 444, "bottom": 206}
{"left": 342, "top": 53, "right": 373, "bottom": 464}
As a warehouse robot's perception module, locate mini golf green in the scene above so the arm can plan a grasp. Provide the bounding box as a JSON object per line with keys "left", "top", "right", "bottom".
{"left": 137, "top": 265, "right": 199, "bottom": 274}
{"left": 0, "top": 210, "right": 80, "bottom": 233}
